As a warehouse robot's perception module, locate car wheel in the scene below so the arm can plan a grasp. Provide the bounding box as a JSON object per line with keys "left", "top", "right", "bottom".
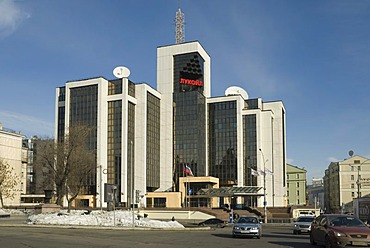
{"left": 200, "top": 223, "right": 205, "bottom": 227}
{"left": 293, "top": 230, "right": 297, "bottom": 235}
{"left": 309, "top": 233, "right": 316, "bottom": 245}
{"left": 325, "top": 235, "right": 332, "bottom": 248}
{"left": 216, "top": 224, "right": 221, "bottom": 228}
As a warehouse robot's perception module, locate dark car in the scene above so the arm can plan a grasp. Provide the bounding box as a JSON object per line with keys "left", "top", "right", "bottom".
{"left": 198, "top": 218, "right": 227, "bottom": 228}
{"left": 310, "top": 214, "right": 370, "bottom": 247}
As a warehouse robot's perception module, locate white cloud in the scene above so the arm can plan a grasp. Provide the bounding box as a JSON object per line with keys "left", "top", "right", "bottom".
{"left": 0, "top": 0, "right": 30, "bottom": 39}
{"left": 0, "top": 110, "right": 54, "bottom": 138}
{"left": 327, "top": 157, "right": 339, "bottom": 162}
{"left": 286, "top": 158, "right": 294, "bottom": 164}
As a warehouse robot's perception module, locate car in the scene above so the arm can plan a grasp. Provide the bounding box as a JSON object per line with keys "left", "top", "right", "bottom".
{"left": 310, "top": 214, "right": 370, "bottom": 247}
{"left": 293, "top": 216, "right": 315, "bottom": 234}
{"left": 232, "top": 216, "right": 262, "bottom": 238}
{"left": 198, "top": 218, "right": 228, "bottom": 228}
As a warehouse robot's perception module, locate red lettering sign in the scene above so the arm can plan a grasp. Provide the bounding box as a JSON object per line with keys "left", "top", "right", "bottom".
{"left": 180, "top": 78, "right": 203, "bottom": 87}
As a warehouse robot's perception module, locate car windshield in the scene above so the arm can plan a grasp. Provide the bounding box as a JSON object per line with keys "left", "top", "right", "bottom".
{"left": 329, "top": 216, "right": 366, "bottom": 227}
{"left": 236, "top": 217, "right": 258, "bottom": 224}
{"left": 297, "top": 217, "right": 314, "bottom": 222}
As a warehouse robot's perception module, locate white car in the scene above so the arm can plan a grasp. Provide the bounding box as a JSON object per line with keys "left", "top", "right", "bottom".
{"left": 293, "top": 216, "right": 315, "bottom": 234}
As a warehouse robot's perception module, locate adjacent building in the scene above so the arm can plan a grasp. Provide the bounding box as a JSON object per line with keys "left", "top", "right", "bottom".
{"left": 323, "top": 155, "right": 370, "bottom": 214}
{"left": 0, "top": 123, "right": 25, "bottom": 206}
{"left": 286, "top": 164, "right": 307, "bottom": 206}
{"left": 307, "top": 177, "right": 324, "bottom": 211}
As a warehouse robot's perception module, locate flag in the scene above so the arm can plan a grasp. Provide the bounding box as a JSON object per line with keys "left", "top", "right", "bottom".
{"left": 258, "top": 169, "right": 265, "bottom": 176}
{"left": 183, "top": 165, "right": 193, "bottom": 176}
{"left": 256, "top": 168, "right": 273, "bottom": 176}
{"left": 251, "top": 168, "right": 259, "bottom": 176}
{"left": 265, "top": 168, "right": 274, "bottom": 175}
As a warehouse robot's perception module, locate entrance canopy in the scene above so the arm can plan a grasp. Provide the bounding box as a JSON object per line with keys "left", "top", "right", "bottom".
{"left": 195, "top": 186, "right": 263, "bottom": 198}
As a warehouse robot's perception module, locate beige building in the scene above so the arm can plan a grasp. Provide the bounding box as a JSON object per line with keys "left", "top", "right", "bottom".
{"left": 146, "top": 176, "right": 219, "bottom": 208}
{"left": 0, "top": 123, "right": 25, "bottom": 206}
{"left": 286, "top": 164, "right": 307, "bottom": 206}
{"left": 324, "top": 155, "right": 370, "bottom": 214}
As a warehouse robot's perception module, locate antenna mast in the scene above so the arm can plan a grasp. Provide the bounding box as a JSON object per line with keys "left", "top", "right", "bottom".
{"left": 175, "top": 1, "right": 185, "bottom": 44}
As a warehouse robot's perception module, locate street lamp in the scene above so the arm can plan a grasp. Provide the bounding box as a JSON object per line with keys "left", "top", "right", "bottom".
{"left": 347, "top": 151, "right": 370, "bottom": 218}
{"left": 97, "top": 165, "right": 107, "bottom": 212}
{"left": 98, "top": 165, "right": 103, "bottom": 212}
{"left": 353, "top": 159, "right": 370, "bottom": 218}
{"left": 259, "top": 148, "right": 268, "bottom": 223}
{"left": 130, "top": 140, "right": 135, "bottom": 228}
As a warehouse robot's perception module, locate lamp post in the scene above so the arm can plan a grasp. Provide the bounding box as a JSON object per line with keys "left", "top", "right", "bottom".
{"left": 130, "top": 140, "right": 134, "bottom": 228}
{"left": 259, "top": 148, "right": 268, "bottom": 223}
{"left": 347, "top": 150, "right": 370, "bottom": 218}
{"left": 97, "top": 165, "right": 107, "bottom": 212}
{"left": 354, "top": 159, "right": 370, "bottom": 218}
{"left": 357, "top": 164, "right": 360, "bottom": 218}
{"left": 99, "top": 165, "right": 103, "bottom": 212}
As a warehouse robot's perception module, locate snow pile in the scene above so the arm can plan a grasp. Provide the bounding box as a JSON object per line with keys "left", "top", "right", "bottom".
{"left": 0, "top": 208, "right": 29, "bottom": 215}
{"left": 26, "top": 210, "right": 185, "bottom": 228}
{"left": 0, "top": 208, "right": 8, "bottom": 215}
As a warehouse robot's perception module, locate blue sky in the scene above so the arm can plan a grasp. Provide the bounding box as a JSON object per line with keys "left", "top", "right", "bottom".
{"left": 1, "top": 0, "right": 370, "bottom": 182}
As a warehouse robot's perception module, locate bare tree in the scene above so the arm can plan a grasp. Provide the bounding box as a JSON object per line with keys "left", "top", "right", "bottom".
{"left": 64, "top": 126, "right": 95, "bottom": 212}
{"left": 35, "top": 124, "right": 96, "bottom": 209}
{"left": 0, "top": 159, "right": 19, "bottom": 207}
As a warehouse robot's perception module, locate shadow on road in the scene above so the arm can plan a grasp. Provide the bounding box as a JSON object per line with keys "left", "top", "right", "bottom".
{"left": 211, "top": 233, "right": 312, "bottom": 247}
{"left": 212, "top": 232, "right": 310, "bottom": 240}
{"left": 212, "top": 233, "right": 266, "bottom": 239}
{"left": 268, "top": 241, "right": 312, "bottom": 248}
{"left": 264, "top": 232, "right": 310, "bottom": 240}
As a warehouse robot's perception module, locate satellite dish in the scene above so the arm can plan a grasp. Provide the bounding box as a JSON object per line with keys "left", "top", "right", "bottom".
{"left": 113, "top": 66, "right": 130, "bottom": 78}
{"left": 349, "top": 150, "right": 354, "bottom": 157}
{"left": 225, "top": 86, "right": 249, "bottom": 100}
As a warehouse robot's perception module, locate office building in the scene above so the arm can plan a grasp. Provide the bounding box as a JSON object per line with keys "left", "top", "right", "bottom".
{"left": 55, "top": 40, "right": 287, "bottom": 209}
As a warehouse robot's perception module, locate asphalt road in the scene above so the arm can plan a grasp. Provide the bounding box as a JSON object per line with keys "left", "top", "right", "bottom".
{"left": 0, "top": 216, "right": 314, "bottom": 248}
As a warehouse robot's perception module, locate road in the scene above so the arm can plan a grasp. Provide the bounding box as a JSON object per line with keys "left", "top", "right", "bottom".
{"left": 0, "top": 218, "right": 314, "bottom": 248}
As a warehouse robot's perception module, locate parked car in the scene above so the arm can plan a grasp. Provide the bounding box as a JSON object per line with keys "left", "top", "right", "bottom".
{"left": 232, "top": 216, "right": 262, "bottom": 238}
{"left": 293, "top": 216, "right": 315, "bottom": 234}
{"left": 198, "top": 218, "right": 227, "bottom": 228}
{"left": 310, "top": 214, "right": 370, "bottom": 247}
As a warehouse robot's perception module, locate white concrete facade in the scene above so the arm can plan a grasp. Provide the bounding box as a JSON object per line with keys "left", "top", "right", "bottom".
{"left": 56, "top": 76, "right": 164, "bottom": 208}
{"left": 55, "top": 40, "right": 287, "bottom": 209}
{"left": 157, "top": 41, "right": 211, "bottom": 191}
{"left": 207, "top": 95, "right": 287, "bottom": 207}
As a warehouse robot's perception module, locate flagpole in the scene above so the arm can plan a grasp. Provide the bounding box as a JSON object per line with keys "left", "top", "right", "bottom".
{"left": 187, "top": 173, "right": 190, "bottom": 219}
